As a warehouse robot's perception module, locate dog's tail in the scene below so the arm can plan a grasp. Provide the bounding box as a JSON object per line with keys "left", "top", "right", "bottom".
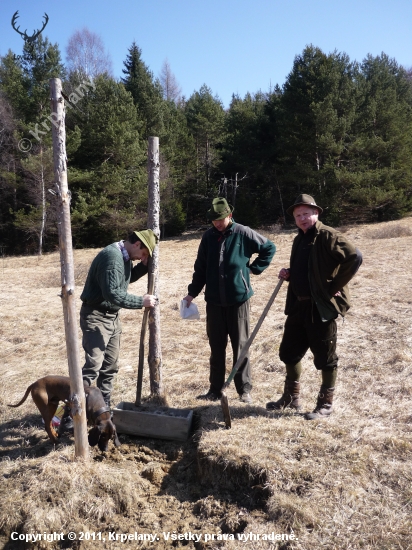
{"left": 8, "top": 384, "right": 34, "bottom": 408}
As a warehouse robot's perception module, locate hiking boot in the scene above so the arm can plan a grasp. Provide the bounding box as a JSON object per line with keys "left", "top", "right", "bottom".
{"left": 239, "top": 392, "right": 252, "bottom": 404}
{"left": 196, "top": 389, "right": 221, "bottom": 401}
{"left": 305, "top": 386, "right": 334, "bottom": 420}
{"left": 266, "top": 379, "right": 301, "bottom": 411}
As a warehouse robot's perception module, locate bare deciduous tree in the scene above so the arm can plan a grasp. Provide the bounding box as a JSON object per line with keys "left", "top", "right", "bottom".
{"left": 159, "top": 59, "right": 181, "bottom": 102}
{"left": 66, "top": 27, "right": 113, "bottom": 80}
{"left": 18, "top": 145, "right": 56, "bottom": 255}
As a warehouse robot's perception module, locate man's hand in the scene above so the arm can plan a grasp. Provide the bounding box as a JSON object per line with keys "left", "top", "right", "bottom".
{"left": 183, "top": 295, "right": 193, "bottom": 307}
{"left": 278, "top": 268, "right": 290, "bottom": 280}
{"left": 143, "top": 294, "right": 157, "bottom": 307}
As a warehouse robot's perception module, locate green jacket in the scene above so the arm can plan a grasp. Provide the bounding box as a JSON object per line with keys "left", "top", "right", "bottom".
{"left": 188, "top": 222, "right": 276, "bottom": 306}
{"left": 285, "top": 221, "right": 362, "bottom": 321}
{"left": 80, "top": 243, "right": 148, "bottom": 312}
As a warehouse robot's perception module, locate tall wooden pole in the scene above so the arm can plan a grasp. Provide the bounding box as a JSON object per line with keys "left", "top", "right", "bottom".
{"left": 147, "top": 137, "right": 164, "bottom": 398}
{"left": 50, "top": 78, "right": 89, "bottom": 460}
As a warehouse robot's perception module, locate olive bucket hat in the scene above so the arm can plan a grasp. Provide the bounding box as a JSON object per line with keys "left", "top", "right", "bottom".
{"left": 286, "top": 194, "right": 323, "bottom": 216}
{"left": 133, "top": 229, "right": 158, "bottom": 256}
{"left": 207, "top": 197, "right": 234, "bottom": 220}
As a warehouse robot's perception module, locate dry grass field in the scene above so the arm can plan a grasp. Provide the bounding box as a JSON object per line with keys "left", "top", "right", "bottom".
{"left": 0, "top": 217, "right": 411, "bottom": 549}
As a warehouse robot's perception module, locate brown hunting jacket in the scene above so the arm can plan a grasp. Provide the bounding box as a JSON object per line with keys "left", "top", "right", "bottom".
{"left": 285, "top": 221, "right": 362, "bottom": 321}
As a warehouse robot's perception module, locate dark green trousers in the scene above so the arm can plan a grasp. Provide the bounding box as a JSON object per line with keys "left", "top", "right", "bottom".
{"left": 80, "top": 304, "right": 122, "bottom": 399}
{"left": 206, "top": 300, "right": 252, "bottom": 395}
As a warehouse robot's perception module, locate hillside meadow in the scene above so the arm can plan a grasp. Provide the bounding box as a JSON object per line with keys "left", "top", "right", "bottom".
{"left": 0, "top": 217, "right": 411, "bottom": 549}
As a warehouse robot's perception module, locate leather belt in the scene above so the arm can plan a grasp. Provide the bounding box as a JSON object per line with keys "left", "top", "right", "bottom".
{"left": 297, "top": 296, "right": 311, "bottom": 301}
{"left": 82, "top": 302, "right": 118, "bottom": 314}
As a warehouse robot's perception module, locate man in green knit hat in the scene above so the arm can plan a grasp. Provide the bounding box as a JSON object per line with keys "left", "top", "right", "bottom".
{"left": 266, "top": 194, "right": 362, "bottom": 419}
{"left": 60, "top": 230, "right": 158, "bottom": 433}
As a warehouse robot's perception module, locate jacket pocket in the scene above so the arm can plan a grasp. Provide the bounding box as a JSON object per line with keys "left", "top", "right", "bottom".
{"left": 240, "top": 269, "right": 250, "bottom": 293}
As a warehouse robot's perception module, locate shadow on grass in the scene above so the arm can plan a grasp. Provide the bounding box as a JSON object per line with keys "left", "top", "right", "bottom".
{"left": 192, "top": 402, "right": 304, "bottom": 432}
{"left": 0, "top": 413, "right": 94, "bottom": 460}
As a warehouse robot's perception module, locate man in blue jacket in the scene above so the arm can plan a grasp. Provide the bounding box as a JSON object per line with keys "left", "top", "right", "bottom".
{"left": 184, "top": 198, "right": 276, "bottom": 404}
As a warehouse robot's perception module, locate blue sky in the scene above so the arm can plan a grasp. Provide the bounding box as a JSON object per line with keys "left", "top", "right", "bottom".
{"left": 1, "top": 0, "right": 411, "bottom": 108}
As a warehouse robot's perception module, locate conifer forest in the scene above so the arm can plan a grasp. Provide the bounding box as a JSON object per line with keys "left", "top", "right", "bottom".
{"left": 1, "top": 34, "right": 412, "bottom": 254}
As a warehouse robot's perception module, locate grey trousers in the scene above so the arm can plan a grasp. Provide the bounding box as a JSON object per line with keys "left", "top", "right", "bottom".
{"left": 80, "top": 305, "right": 122, "bottom": 399}
{"left": 206, "top": 300, "right": 252, "bottom": 395}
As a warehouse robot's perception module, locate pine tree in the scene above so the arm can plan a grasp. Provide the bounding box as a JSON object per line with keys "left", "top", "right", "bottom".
{"left": 220, "top": 91, "right": 270, "bottom": 224}
{"left": 67, "top": 75, "right": 147, "bottom": 245}
{"left": 0, "top": 51, "right": 28, "bottom": 121}
{"left": 157, "top": 99, "right": 195, "bottom": 235}
{"left": 347, "top": 54, "right": 412, "bottom": 220}
{"left": 121, "top": 42, "right": 164, "bottom": 139}
{"left": 0, "top": 37, "right": 65, "bottom": 253}
{"left": 276, "top": 45, "right": 358, "bottom": 222}
{"left": 20, "top": 35, "right": 66, "bottom": 123}
{"left": 185, "top": 85, "right": 225, "bottom": 201}
{"left": 0, "top": 92, "right": 21, "bottom": 252}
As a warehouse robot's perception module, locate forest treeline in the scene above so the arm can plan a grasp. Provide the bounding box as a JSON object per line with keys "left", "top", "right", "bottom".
{"left": 1, "top": 34, "right": 412, "bottom": 254}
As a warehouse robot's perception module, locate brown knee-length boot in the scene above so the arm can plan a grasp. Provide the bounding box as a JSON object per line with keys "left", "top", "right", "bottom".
{"left": 266, "top": 379, "right": 301, "bottom": 411}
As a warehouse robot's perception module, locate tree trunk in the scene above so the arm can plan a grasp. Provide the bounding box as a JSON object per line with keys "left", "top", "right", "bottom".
{"left": 232, "top": 172, "right": 238, "bottom": 207}
{"left": 147, "top": 137, "right": 164, "bottom": 398}
{"left": 50, "top": 78, "right": 89, "bottom": 460}
{"left": 205, "top": 137, "right": 209, "bottom": 193}
{"left": 39, "top": 146, "right": 46, "bottom": 256}
{"left": 275, "top": 170, "right": 286, "bottom": 226}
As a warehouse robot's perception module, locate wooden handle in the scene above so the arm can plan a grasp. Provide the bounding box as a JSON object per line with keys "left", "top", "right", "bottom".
{"left": 222, "top": 278, "right": 284, "bottom": 389}
{"left": 135, "top": 269, "right": 155, "bottom": 406}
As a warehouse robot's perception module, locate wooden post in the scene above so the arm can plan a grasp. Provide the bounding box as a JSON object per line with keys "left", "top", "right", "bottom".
{"left": 147, "top": 137, "right": 164, "bottom": 398}
{"left": 49, "top": 78, "right": 89, "bottom": 460}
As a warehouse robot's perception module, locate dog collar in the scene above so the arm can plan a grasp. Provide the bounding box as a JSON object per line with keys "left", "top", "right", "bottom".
{"left": 93, "top": 406, "right": 111, "bottom": 421}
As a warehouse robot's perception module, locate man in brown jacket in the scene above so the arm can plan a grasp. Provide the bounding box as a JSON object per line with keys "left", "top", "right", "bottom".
{"left": 266, "top": 194, "right": 362, "bottom": 419}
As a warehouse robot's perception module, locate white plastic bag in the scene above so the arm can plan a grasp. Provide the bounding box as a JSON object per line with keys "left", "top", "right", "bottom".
{"left": 180, "top": 299, "right": 200, "bottom": 320}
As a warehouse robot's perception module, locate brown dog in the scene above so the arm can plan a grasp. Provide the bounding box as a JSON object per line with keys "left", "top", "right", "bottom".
{"left": 8, "top": 375, "right": 120, "bottom": 451}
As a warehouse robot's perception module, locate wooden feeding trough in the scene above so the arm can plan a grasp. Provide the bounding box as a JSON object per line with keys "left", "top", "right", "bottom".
{"left": 113, "top": 402, "right": 193, "bottom": 442}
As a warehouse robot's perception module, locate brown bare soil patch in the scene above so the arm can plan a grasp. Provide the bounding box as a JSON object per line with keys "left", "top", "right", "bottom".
{"left": 0, "top": 217, "right": 411, "bottom": 549}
